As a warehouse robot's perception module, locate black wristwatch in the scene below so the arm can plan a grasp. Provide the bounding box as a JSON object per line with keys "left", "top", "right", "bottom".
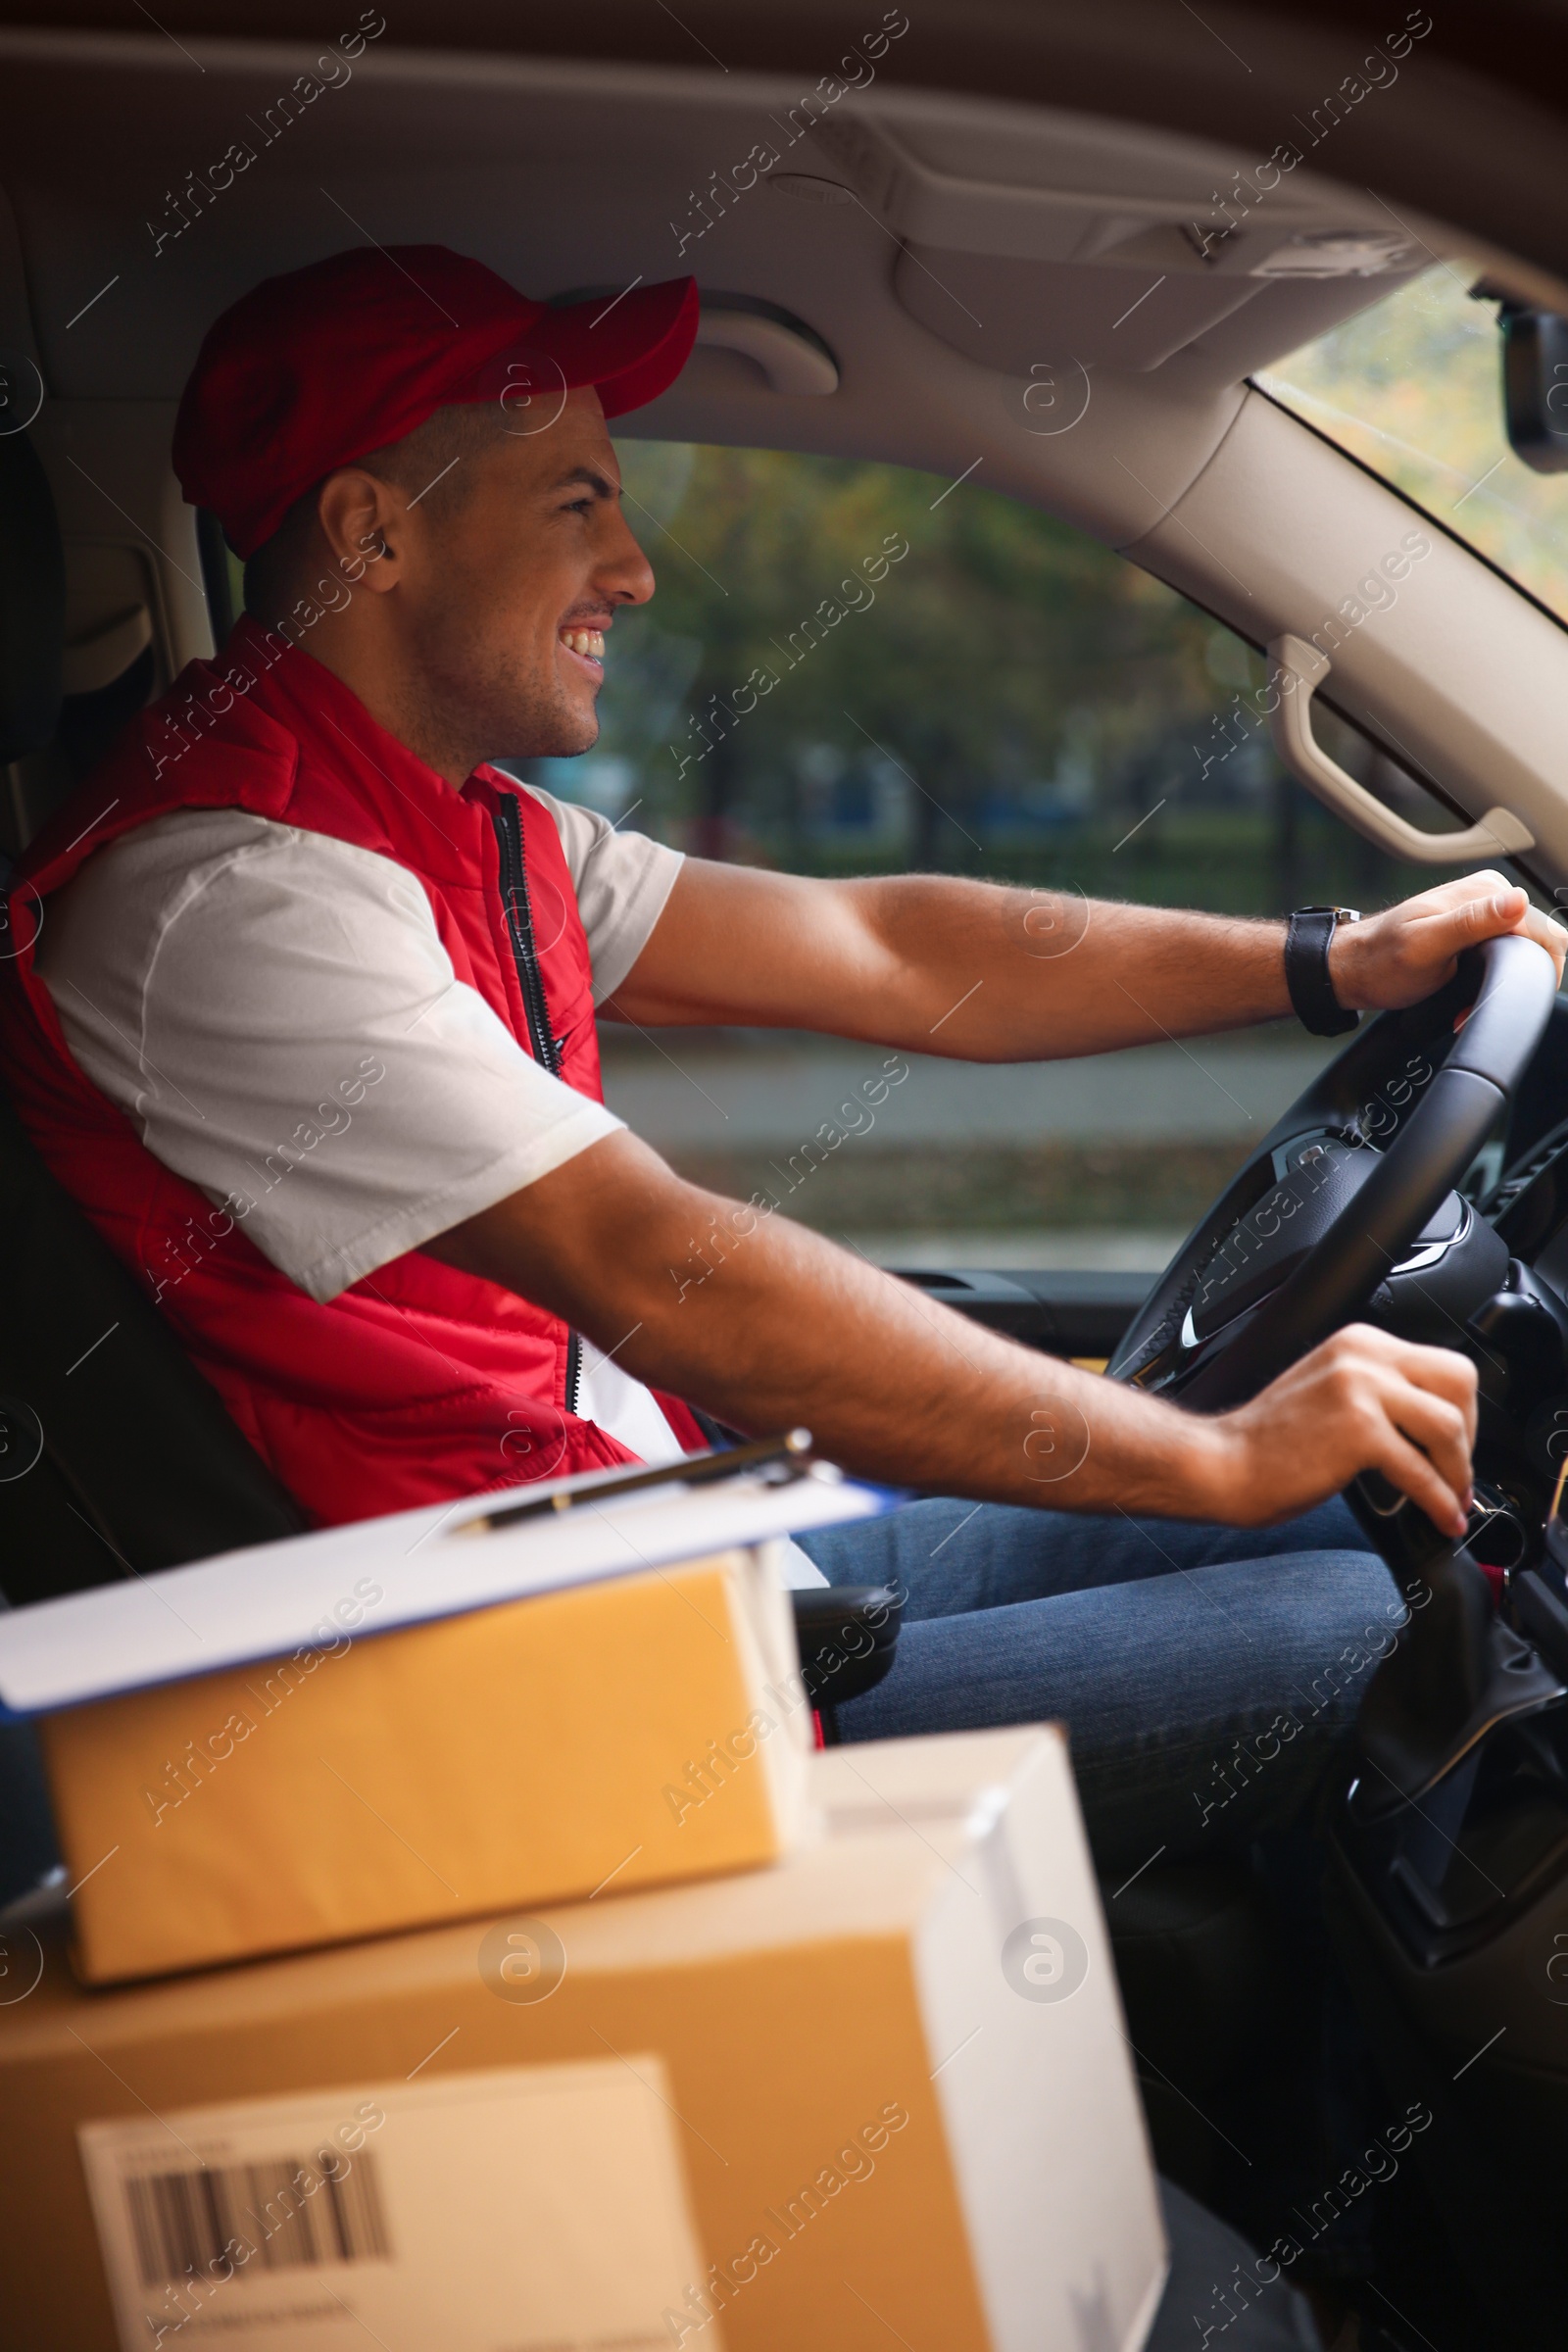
{"left": 1285, "top": 906, "right": 1361, "bottom": 1037}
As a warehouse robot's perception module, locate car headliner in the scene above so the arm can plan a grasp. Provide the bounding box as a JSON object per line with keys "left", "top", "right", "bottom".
{"left": 3, "top": 8, "right": 1567, "bottom": 894}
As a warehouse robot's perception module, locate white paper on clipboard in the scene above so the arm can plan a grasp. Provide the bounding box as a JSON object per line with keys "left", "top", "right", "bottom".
{"left": 0, "top": 1464, "right": 894, "bottom": 1717}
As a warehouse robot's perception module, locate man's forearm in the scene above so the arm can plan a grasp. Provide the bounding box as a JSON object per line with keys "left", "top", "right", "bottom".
{"left": 610, "top": 861, "right": 1295, "bottom": 1062}
{"left": 846, "top": 877, "right": 1294, "bottom": 1060}
{"left": 428, "top": 1133, "right": 1478, "bottom": 1536}
{"left": 596, "top": 1186, "right": 1215, "bottom": 1511}
{"left": 431, "top": 1134, "right": 1236, "bottom": 1517}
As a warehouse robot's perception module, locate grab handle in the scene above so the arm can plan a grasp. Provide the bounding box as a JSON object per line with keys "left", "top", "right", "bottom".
{"left": 1266, "top": 633, "right": 1534, "bottom": 864}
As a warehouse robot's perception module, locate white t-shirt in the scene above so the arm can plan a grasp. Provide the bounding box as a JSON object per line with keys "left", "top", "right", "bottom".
{"left": 35, "top": 784, "right": 690, "bottom": 1462}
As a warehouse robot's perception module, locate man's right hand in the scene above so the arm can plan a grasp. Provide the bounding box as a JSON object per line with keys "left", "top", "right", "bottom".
{"left": 1196, "top": 1326, "right": 1477, "bottom": 1539}
{"left": 426, "top": 1131, "right": 1478, "bottom": 1538}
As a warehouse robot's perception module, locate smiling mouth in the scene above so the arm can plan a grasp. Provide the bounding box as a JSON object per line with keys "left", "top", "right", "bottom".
{"left": 560, "top": 626, "right": 606, "bottom": 674}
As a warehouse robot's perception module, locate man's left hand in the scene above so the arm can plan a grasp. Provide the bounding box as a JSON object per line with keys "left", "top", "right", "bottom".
{"left": 1330, "top": 870, "right": 1567, "bottom": 1011}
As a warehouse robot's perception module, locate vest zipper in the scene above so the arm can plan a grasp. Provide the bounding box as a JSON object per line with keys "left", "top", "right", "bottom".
{"left": 492, "top": 791, "right": 582, "bottom": 1418}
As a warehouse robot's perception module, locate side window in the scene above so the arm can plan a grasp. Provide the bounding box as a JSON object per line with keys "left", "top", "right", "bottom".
{"left": 554, "top": 443, "right": 1453, "bottom": 1273}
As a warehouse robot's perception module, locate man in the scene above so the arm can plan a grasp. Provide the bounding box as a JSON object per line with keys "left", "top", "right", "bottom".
{"left": 5, "top": 245, "right": 1561, "bottom": 1886}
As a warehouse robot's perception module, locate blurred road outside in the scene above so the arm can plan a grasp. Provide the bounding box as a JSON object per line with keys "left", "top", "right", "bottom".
{"left": 599, "top": 1022, "right": 1340, "bottom": 1272}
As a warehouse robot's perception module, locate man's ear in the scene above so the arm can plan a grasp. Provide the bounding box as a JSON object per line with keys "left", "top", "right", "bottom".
{"left": 316, "top": 466, "right": 403, "bottom": 594}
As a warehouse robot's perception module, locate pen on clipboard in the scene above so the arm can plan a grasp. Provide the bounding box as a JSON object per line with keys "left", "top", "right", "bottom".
{"left": 447, "top": 1427, "right": 818, "bottom": 1538}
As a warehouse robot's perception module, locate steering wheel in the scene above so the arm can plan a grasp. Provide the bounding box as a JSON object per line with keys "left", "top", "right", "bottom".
{"left": 1107, "top": 935, "right": 1560, "bottom": 1413}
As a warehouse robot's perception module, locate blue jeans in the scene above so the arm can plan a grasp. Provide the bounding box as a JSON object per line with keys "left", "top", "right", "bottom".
{"left": 1150, "top": 2182, "right": 1320, "bottom": 2349}
{"left": 797, "top": 1494, "right": 1396, "bottom": 1878}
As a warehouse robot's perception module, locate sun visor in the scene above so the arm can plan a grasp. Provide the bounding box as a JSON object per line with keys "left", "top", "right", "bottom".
{"left": 894, "top": 246, "right": 1262, "bottom": 373}
{"left": 810, "top": 105, "right": 1436, "bottom": 380}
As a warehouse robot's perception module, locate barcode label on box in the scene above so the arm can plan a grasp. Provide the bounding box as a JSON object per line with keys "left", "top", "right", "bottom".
{"left": 125, "top": 2146, "right": 390, "bottom": 2285}
{"left": 80, "top": 2059, "right": 715, "bottom": 2352}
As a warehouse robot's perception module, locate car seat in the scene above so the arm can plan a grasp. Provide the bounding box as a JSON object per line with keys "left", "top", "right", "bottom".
{"left": 0, "top": 432, "right": 308, "bottom": 1597}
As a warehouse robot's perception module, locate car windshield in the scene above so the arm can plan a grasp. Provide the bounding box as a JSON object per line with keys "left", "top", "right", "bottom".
{"left": 1256, "top": 263, "right": 1568, "bottom": 626}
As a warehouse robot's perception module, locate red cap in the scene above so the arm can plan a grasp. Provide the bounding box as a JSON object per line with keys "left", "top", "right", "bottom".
{"left": 173, "top": 245, "right": 700, "bottom": 558}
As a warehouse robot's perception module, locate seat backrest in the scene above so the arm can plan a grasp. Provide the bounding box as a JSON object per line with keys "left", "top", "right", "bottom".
{"left": 0, "top": 430, "right": 63, "bottom": 774}
{"left": 0, "top": 1087, "right": 306, "bottom": 1604}
{"left": 0, "top": 427, "right": 305, "bottom": 1605}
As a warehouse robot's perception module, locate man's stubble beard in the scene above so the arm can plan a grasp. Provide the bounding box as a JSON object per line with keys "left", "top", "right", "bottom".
{"left": 403, "top": 596, "right": 599, "bottom": 773}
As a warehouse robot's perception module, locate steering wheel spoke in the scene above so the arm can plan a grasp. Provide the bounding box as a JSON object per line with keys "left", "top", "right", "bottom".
{"left": 1108, "top": 938, "right": 1561, "bottom": 1414}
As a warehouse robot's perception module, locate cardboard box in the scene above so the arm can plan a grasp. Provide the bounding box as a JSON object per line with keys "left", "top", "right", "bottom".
{"left": 0, "top": 1463, "right": 887, "bottom": 1986}
{"left": 40, "top": 1546, "right": 811, "bottom": 1984}
{"left": 0, "top": 1728, "right": 1167, "bottom": 2352}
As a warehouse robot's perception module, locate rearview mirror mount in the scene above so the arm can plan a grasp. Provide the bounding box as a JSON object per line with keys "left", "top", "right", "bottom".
{"left": 1475, "top": 284, "right": 1568, "bottom": 474}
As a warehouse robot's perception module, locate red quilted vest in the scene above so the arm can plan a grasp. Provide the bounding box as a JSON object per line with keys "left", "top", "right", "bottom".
{"left": 0, "top": 614, "right": 703, "bottom": 1527}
